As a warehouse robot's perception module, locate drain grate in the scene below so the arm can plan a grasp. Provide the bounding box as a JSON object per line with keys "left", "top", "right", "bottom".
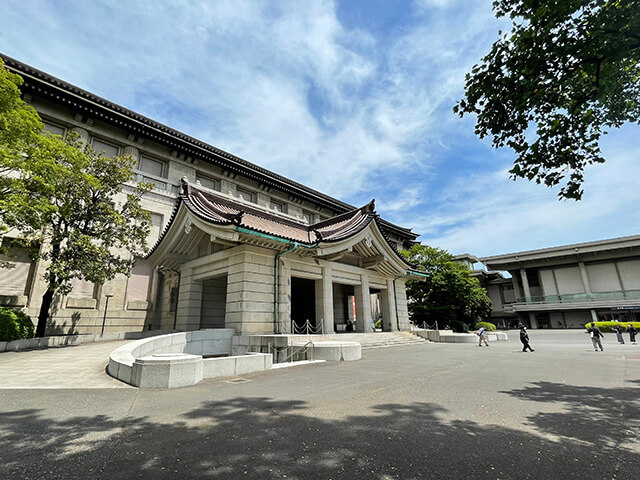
{"left": 224, "top": 377, "right": 251, "bottom": 384}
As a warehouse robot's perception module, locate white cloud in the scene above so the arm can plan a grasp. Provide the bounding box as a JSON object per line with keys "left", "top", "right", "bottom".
{"left": 414, "top": 127, "right": 640, "bottom": 257}
{"left": 2, "top": 0, "right": 637, "bottom": 259}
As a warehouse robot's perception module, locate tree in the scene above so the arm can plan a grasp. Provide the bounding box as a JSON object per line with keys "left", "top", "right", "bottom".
{"left": 454, "top": 0, "right": 640, "bottom": 200}
{"left": 0, "top": 59, "right": 151, "bottom": 337}
{"left": 401, "top": 244, "right": 492, "bottom": 329}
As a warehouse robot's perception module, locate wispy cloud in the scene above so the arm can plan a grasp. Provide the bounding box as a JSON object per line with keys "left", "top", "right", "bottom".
{"left": 1, "top": 0, "right": 637, "bottom": 258}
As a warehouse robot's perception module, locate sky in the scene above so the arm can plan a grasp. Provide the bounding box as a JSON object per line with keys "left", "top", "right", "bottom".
{"left": 1, "top": 0, "right": 638, "bottom": 258}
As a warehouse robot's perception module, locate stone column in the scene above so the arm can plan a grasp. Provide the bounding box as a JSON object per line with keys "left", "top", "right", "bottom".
{"left": 380, "top": 279, "right": 397, "bottom": 331}
{"left": 578, "top": 261, "right": 592, "bottom": 294}
{"left": 510, "top": 270, "right": 523, "bottom": 301}
{"left": 528, "top": 312, "right": 538, "bottom": 329}
{"left": 123, "top": 146, "right": 140, "bottom": 164}
{"left": 225, "top": 246, "right": 276, "bottom": 335}
{"left": 278, "top": 260, "right": 292, "bottom": 334}
{"left": 315, "top": 266, "right": 334, "bottom": 335}
{"left": 70, "top": 127, "right": 90, "bottom": 146}
{"left": 590, "top": 309, "right": 598, "bottom": 323}
{"left": 175, "top": 268, "right": 202, "bottom": 331}
{"left": 520, "top": 268, "right": 532, "bottom": 301}
{"left": 355, "top": 274, "right": 372, "bottom": 333}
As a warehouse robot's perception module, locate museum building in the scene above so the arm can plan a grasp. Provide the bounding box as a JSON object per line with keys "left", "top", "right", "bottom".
{"left": 0, "top": 54, "right": 424, "bottom": 336}
{"left": 480, "top": 235, "right": 640, "bottom": 329}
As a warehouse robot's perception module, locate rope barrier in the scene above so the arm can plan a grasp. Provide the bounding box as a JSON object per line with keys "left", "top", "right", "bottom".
{"left": 291, "top": 319, "right": 323, "bottom": 335}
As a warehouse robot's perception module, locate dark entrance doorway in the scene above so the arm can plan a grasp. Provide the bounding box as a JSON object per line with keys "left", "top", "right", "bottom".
{"left": 291, "top": 277, "right": 316, "bottom": 333}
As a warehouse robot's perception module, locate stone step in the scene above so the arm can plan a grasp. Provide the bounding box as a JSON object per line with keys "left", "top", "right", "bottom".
{"left": 334, "top": 332, "right": 430, "bottom": 349}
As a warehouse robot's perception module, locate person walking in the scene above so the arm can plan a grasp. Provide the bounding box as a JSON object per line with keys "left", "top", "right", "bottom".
{"left": 614, "top": 324, "right": 625, "bottom": 344}
{"left": 587, "top": 323, "right": 604, "bottom": 351}
{"left": 477, "top": 326, "right": 489, "bottom": 347}
{"left": 519, "top": 325, "right": 534, "bottom": 352}
{"left": 628, "top": 324, "right": 637, "bottom": 344}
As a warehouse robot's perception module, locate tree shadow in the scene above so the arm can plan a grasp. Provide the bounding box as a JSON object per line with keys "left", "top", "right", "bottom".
{"left": 1, "top": 394, "right": 638, "bottom": 480}
{"left": 500, "top": 381, "right": 640, "bottom": 454}
{"left": 45, "top": 310, "right": 80, "bottom": 336}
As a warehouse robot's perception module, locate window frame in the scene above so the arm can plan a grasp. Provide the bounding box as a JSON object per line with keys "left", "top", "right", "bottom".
{"left": 91, "top": 137, "right": 120, "bottom": 159}
{"left": 236, "top": 187, "right": 255, "bottom": 203}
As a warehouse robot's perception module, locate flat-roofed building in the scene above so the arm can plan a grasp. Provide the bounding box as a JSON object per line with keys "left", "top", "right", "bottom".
{"left": 480, "top": 235, "right": 640, "bottom": 329}
{"left": 0, "top": 54, "right": 422, "bottom": 336}
{"left": 453, "top": 254, "right": 518, "bottom": 329}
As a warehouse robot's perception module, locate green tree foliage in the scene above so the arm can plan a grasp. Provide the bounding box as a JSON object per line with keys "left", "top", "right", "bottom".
{"left": 454, "top": 0, "right": 640, "bottom": 200}
{"left": 0, "top": 59, "right": 151, "bottom": 337}
{"left": 402, "top": 244, "right": 492, "bottom": 328}
{"left": 0, "top": 306, "right": 35, "bottom": 341}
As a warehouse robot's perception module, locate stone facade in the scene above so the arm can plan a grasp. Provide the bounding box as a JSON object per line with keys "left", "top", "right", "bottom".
{"left": 0, "top": 54, "right": 420, "bottom": 336}
{"left": 479, "top": 235, "right": 640, "bottom": 329}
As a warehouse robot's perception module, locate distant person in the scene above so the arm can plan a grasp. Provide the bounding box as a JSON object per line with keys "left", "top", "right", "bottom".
{"left": 587, "top": 323, "right": 604, "bottom": 351}
{"left": 628, "top": 324, "right": 637, "bottom": 344}
{"left": 614, "top": 325, "right": 625, "bottom": 344}
{"left": 477, "top": 326, "right": 489, "bottom": 347}
{"left": 519, "top": 325, "right": 534, "bottom": 352}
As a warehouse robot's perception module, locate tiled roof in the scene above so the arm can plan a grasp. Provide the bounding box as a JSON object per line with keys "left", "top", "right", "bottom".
{"left": 181, "top": 179, "right": 376, "bottom": 245}
{"left": 1, "top": 53, "right": 419, "bottom": 242}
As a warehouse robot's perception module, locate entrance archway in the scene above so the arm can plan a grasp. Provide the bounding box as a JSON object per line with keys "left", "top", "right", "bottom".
{"left": 291, "top": 277, "right": 317, "bottom": 334}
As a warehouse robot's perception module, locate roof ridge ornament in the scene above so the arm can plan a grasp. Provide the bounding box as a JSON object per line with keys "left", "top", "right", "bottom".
{"left": 364, "top": 199, "right": 376, "bottom": 214}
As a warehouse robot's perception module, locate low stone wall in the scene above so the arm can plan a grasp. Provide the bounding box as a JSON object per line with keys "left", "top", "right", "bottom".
{"left": 108, "top": 329, "right": 273, "bottom": 388}
{"left": 413, "top": 330, "right": 509, "bottom": 343}
{"left": 292, "top": 341, "right": 361, "bottom": 361}
{"left": 232, "top": 334, "right": 362, "bottom": 362}
{"left": 0, "top": 330, "right": 174, "bottom": 353}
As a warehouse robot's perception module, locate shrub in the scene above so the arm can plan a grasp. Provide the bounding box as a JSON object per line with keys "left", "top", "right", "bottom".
{"left": 475, "top": 321, "right": 496, "bottom": 331}
{"left": 584, "top": 321, "right": 640, "bottom": 333}
{"left": 0, "top": 306, "right": 35, "bottom": 342}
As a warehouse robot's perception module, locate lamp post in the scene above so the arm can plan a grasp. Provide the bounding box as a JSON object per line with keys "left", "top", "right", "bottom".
{"left": 101, "top": 294, "right": 114, "bottom": 335}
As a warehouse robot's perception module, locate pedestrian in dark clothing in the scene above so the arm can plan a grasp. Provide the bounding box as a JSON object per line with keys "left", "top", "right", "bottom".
{"left": 519, "top": 325, "right": 534, "bottom": 352}
{"left": 587, "top": 323, "right": 604, "bottom": 351}
{"left": 614, "top": 325, "right": 625, "bottom": 344}
{"left": 628, "top": 324, "right": 637, "bottom": 344}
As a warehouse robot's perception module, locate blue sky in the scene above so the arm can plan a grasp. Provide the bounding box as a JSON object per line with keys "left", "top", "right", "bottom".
{"left": 1, "top": 0, "right": 638, "bottom": 258}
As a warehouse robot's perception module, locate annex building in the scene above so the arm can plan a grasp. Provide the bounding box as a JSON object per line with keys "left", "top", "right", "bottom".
{"left": 0, "top": 54, "right": 423, "bottom": 336}
{"left": 478, "top": 235, "right": 640, "bottom": 329}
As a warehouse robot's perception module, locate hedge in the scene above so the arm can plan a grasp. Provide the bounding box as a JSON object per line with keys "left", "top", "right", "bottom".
{"left": 0, "top": 306, "right": 35, "bottom": 342}
{"left": 475, "top": 321, "right": 496, "bottom": 331}
{"left": 584, "top": 321, "right": 640, "bottom": 333}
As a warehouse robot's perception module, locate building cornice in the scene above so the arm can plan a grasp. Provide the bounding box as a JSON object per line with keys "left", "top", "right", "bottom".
{"left": 481, "top": 234, "right": 640, "bottom": 270}
{"left": 1, "top": 53, "right": 418, "bottom": 242}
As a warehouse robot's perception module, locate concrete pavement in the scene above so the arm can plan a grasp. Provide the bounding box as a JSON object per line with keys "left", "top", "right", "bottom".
{"left": 0, "top": 340, "right": 133, "bottom": 388}
{"left": 0, "top": 330, "right": 639, "bottom": 479}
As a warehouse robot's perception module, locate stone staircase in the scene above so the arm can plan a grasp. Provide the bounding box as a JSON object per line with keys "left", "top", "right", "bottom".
{"left": 333, "top": 331, "right": 430, "bottom": 350}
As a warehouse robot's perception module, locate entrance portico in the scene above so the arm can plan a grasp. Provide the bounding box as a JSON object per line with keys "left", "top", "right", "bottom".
{"left": 146, "top": 179, "right": 423, "bottom": 335}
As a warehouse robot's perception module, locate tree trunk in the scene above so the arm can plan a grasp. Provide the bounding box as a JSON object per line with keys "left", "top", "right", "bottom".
{"left": 35, "top": 287, "right": 55, "bottom": 338}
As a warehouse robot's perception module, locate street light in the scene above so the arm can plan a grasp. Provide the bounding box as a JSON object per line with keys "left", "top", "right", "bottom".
{"left": 101, "top": 294, "right": 114, "bottom": 335}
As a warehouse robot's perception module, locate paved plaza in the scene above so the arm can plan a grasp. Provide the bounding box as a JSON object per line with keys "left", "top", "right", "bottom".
{"left": 0, "top": 330, "right": 639, "bottom": 479}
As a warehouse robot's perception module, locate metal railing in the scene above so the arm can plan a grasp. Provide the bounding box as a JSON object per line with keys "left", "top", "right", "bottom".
{"left": 291, "top": 319, "right": 323, "bottom": 335}
{"left": 515, "top": 290, "right": 640, "bottom": 304}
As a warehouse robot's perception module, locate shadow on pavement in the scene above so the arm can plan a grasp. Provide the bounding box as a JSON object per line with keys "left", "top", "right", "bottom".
{"left": 1, "top": 387, "right": 639, "bottom": 480}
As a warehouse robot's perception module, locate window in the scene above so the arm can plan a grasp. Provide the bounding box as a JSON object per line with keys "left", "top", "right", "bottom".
{"left": 196, "top": 174, "right": 218, "bottom": 191}
{"left": 169, "top": 286, "right": 179, "bottom": 312}
{"left": 43, "top": 122, "right": 65, "bottom": 136}
{"left": 139, "top": 156, "right": 166, "bottom": 177}
{"left": 127, "top": 262, "right": 152, "bottom": 302}
{"left": 149, "top": 212, "right": 163, "bottom": 227}
{"left": 270, "top": 200, "right": 285, "bottom": 213}
{"left": 302, "top": 210, "right": 314, "bottom": 223}
{"left": 0, "top": 239, "right": 34, "bottom": 296}
{"left": 68, "top": 278, "right": 95, "bottom": 299}
{"left": 137, "top": 156, "right": 168, "bottom": 190}
{"left": 236, "top": 187, "right": 255, "bottom": 203}
{"left": 92, "top": 138, "right": 119, "bottom": 158}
